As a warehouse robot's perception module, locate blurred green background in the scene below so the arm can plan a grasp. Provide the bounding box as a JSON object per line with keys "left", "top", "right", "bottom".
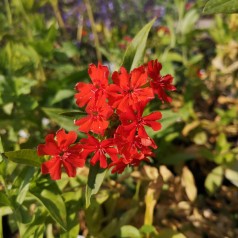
{"left": 0, "top": 0, "right": 237, "bottom": 237}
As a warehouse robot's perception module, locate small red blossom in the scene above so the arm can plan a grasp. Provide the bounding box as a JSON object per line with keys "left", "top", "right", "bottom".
{"left": 107, "top": 66, "right": 154, "bottom": 112}
{"left": 123, "top": 36, "right": 132, "bottom": 42}
{"left": 75, "top": 96, "right": 113, "bottom": 135}
{"left": 157, "top": 26, "right": 170, "bottom": 35}
{"left": 109, "top": 147, "right": 148, "bottom": 174}
{"left": 37, "top": 129, "right": 84, "bottom": 180}
{"left": 114, "top": 125, "right": 156, "bottom": 159}
{"left": 80, "top": 135, "right": 118, "bottom": 168}
{"left": 147, "top": 60, "right": 176, "bottom": 103}
{"left": 75, "top": 63, "right": 109, "bottom": 107}
{"left": 119, "top": 102, "right": 162, "bottom": 144}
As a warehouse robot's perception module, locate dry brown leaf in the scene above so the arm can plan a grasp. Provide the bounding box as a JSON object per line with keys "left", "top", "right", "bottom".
{"left": 159, "top": 165, "right": 174, "bottom": 182}
{"left": 142, "top": 165, "right": 159, "bottom": 180}
{"left": 181, "top": 166, "right": 197, "bottom": 202}
{"left": 218, "top": 96, "right": 238, "bottom": 105}
{"left": 144, "top": 176, "right": 163, "bottom": 225}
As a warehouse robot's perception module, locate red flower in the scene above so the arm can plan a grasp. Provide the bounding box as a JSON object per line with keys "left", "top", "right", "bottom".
{"left": 37, "top": 129, "right": 84, "bottom": 180}
{"left": 75, "top": 63, "right": 109, "bottom": 107}
{"left": 107, "top": 66, "right": 154, "bottom": 112}
{"left": 147, "top": 60, "right": 176, "bottom": 103}
{"left": 80, "top": 135, "right": 118, "bottom": 168}
{"left": 109, "top": 146, "right": 148, "bottom": 174}
{"left": 114, "top": 125, "right": 156, "bottom": 158}
{"left": 74, "top": 96, "right": 113, "bottom": 135}
{"left": 119, "top": 102, "right": 162, "bottom": 145}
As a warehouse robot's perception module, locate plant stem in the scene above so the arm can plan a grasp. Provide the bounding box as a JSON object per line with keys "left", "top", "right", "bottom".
{"left": 4, "top": 0, "right": 12, "bottom": 25}
{"left": 84, "top": 0, "right": 102, "bottom": 62}
{"left": 50, "top": 0, "right": 67, "bottom": 36}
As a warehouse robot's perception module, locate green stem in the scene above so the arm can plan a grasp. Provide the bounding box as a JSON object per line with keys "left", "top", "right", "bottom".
{"left": 50, "top": 0, "right": 67, "bottom": 37}
{"left": 4, "top": 0, "right": 12, "bottom": 25}
{"left": 84, "top": 0, "right": 102, "bottom": 62}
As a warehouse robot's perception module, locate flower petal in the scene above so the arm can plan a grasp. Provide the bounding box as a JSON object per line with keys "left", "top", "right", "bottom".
{"left": 37, "top": 134, "right": 60, "bottom": 156}
{"left": 143, "top": 112, "right": 162, "bottom": 121}
{"left": 41, "top": 156, "right": 61, "bottom": 180}
{"left": 56, "top": 129, "right": 77, "bottom": 151}
{"left": 62, "top": 160, "right": 76, "bottom": 177}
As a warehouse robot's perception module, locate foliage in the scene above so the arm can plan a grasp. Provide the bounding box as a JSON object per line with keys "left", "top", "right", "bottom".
{"left": 0, "top": 0, "right": 238, "bottom": 237}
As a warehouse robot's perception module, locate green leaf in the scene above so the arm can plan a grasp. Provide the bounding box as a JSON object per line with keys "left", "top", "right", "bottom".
{"left": 160, "top": 110, "right": 179, "bottom": 131}
{"left": 22, "top": 208, "right": 48, "bottom": 238}
{"left": 119, "top": 225, "right": 141, "bottom": 238}
{"left": 122, "top": 18, "right": 156, "bottom": 71}
{"left": 140, "top": 225, "right": 157, "bottom": 235}
{"left": 30, "top": 179, "right": 67, "bottom": 231}
{"left": 180, "top": 9, "right": 199, "bottom": 34}
{"left": 59, "top": 110, "right": 86, "bottom": 117}
{"left": 205, "top": 166, "right": 223, "bottom": 194}
{"left": 0, "top": 137, "right": 3, "bottom": 153}
{"left": 100, "top": 207, "right": 138, "bottom": 237}
{"left": 60, "top": 212, "right": 79, "bottom": 238}
{"left": 23, "top": 224, "right": 45, "bottom": 238}
{"left": 15, "top": 205, "right": 33, "bottom": 224}
{"left": 0, "top": 136, "right": 4, "bottom": 162}
{"left": 4, "top": 149, "right": 42, "bottom": 167}
{"left": 225, "top": 161, "right": 238, "bottom": 187}
{"left": 14, "top": 167, "right": 35, "bottom": 205}
{"left": 85, "top": 164, "right": 107, "bottom": 208}
{"left": 203, "top": 0, "right": 238, "bottom": 14}
{"left": 0, "top": 191, "right": 11, "bottom": 207}
{"left": 51, "top": 90, "right": 75, "bottom": 105}
{"left": 159, "top": 152, "right": 196, "bottom": 165}
{"left": 0, "top": 207, "right": 12, "bottom": 216}
{"left": 42, "top": 107, "right": 78, "bottom": 132}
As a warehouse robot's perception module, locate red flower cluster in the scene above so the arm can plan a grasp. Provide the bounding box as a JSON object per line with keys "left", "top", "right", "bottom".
{"left": 38, "top": 60, "right": 176, "bottom": 180}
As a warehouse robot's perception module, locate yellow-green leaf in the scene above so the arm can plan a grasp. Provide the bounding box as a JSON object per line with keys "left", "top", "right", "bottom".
{"left": 122, "top": 18, "right": 155, "bottom": 71}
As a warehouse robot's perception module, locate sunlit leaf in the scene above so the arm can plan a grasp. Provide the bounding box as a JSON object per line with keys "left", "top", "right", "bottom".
{"left": 181, "top": 166, "right": 197, "bottom": 202}
{"left": 4, "top": 149, "right": 42, "bottom": 167}
{"left": 119, "top": 225, "right": 141, "bottom": 238}
{"left": 225, "top": 161, "right": 238, "bottom": 187}
{"left": 30, "top": 179, "right": 67, "bottom": 231}
{"left": 42, "top": 107, "right": 78, "bottom": 132}
{"left": 205, "top": 166, "right": 223, "bottom": 194}
{"left": 14, "top": 167, "right": 35, "bottom": 205}
{"left": 0, "top": 191, "right": 11, "bottom": 207}
{"left": 51, "top": 89, "right": 75, "bottom": 105}
{"left": 180, "top": 9, "right": 199, "bottom": 34}
{"left": 85, "top": 164, "right": 107, "bottom": 208}
{"left": 122, "top": 18, "right": 155, "bottom": 71}
{"left": 203, "top": 0, "right": 238, "bottom": 14}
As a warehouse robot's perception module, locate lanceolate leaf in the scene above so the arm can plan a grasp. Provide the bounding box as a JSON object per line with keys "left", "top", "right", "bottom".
{"left": 42, "top": 107, "right": 79, "bottom": 132}
{"left": 205, "top": 166, "right": 223, "bottom": 194}
{"left": 30, "top": 179, "right": 67, "bottom": 231}
{"left": 85, "top": 164, "right": 107, "bottom": 208}
{"left": 203, "top": 0, "right": 238, "bottom": 14}
{"left": 0, "top": 191, "right": 11, "bottom": 207}
{"left": 4, "top": 149, "right": 42, "bottom": 167}
{"left": 122, "top": 18, "right": 156, "bottom": 71}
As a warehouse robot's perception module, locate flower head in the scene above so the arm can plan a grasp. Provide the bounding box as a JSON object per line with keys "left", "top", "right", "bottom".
{"left": 37, "top": 129, "right": 84, "bottom": 180}
{"left": 75, "top": 63, "right": 109, "bottom": 107}
{"left": 147, "top": 60, "right": 176, "bottom": 103}
{"left": 75, "top": 96, "right": 113, "bottom": 135}
{"left": 107, "top": 66, "right": 154, "bottom": 112}
{"left": 80, "top": 135, "right": 118, "bottom": 168}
